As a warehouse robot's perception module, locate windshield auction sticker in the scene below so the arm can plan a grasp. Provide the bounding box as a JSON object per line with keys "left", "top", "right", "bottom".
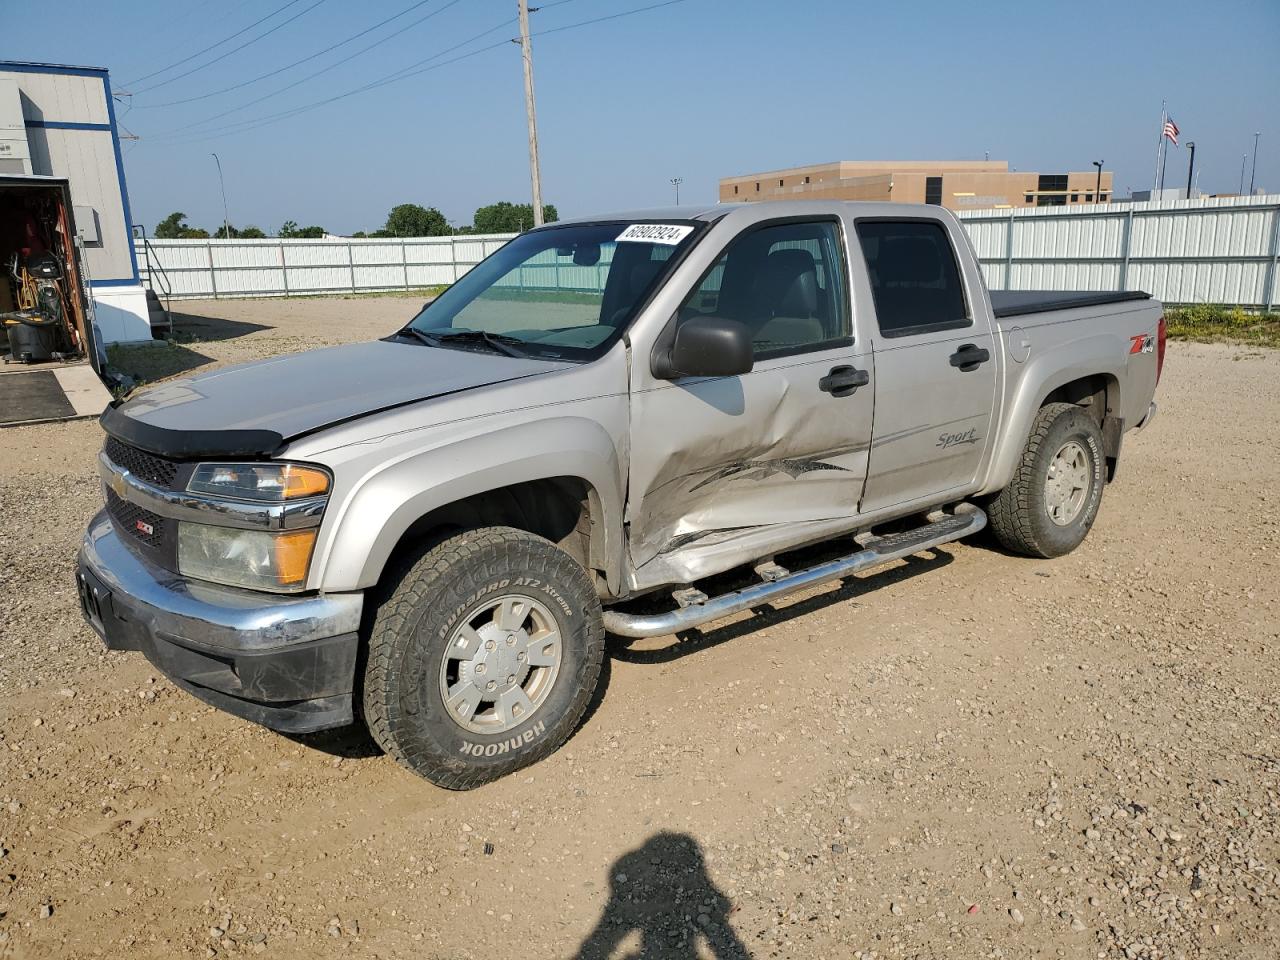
{"left": 616, "top": 223, "right": 694, "bottom": 245}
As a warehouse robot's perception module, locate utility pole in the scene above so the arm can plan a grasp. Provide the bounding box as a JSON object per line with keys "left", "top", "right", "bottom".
{"left": 516, "top": 0, "right": 544, "bottom": 227}
{"left": 670, "top": 177, "right": 683, "bottom": 204}
{"left": 1249, "top": 131, "right": 1260, "bottom": 195}
{"left": 1092, "top": 160, "right": 1104, "bottom": 203}
{"left": 1184, "top": 142, "right": 1196, "bottom": 200}
{"left": 211, "top": 153, "right": 231, "bottom": 239}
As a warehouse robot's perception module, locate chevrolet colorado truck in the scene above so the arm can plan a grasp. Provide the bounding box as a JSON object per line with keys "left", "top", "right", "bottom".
{"left": 76, "top": 202, "right": 1164, "bottom": 789}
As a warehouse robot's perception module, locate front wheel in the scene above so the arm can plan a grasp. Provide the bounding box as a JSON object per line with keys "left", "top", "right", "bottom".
{"left": 987, "top": 402, "right": 1106, "bottom": 558}
{"left": 362, "top": 526, "right": 604, "bottom": 789}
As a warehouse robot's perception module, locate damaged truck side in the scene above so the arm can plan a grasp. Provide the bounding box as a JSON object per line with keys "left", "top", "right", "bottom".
{"left": 77, "top": 202, "right": 1164, "bottom": 788}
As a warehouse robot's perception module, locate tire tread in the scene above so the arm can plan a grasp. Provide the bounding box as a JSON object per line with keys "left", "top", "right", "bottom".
{"left": 362, "top": 527, "right": 603, "bottom": 790}
{"left": 988, "top": 402, "right": 1086, "bottom": 558}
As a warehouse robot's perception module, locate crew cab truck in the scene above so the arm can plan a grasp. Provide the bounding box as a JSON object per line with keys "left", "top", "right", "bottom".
{"left": 76, "top": 202, "right": 1164, "bottom": 789}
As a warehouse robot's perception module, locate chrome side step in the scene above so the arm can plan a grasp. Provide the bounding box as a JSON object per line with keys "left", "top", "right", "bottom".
{"left": 603, "top": 503, "right": 987, "bottom": 639}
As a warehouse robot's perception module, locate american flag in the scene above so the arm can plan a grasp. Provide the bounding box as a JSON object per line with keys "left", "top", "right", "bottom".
{"left": 1163, "top": 117, "right": 1180, "bottom": 146}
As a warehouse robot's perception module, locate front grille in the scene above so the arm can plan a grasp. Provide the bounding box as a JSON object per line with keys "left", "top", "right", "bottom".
{"left": 105, "top": 487, "right": 170, "bottom": 553}
{"left": 104, "top": 437, "right": 179, "bottom": 489}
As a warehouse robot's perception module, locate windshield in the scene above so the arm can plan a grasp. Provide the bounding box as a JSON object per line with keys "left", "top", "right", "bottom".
{"left": 400, "top": 221, "right": 701, "bottom": 361}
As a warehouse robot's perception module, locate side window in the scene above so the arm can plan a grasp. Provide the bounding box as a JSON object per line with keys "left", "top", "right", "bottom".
{"left": 855, "top": 220, "right": 969, "bottom": 337}
{"left": 679, "top": 221, "right": 851, "bottom": 357}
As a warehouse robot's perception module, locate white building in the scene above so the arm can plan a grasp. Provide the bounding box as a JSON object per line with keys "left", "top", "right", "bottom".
{"left": 0, "top": 60, "right": 150, "bottom": 342}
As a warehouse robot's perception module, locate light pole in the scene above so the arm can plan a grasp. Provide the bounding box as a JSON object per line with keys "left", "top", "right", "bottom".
{"left": 210, "top": 153, "right": 231, "bottom": 239}
{"left": 1239, "top": 154, "right": 1247, "bottom": 195}
{"left": 670, "top": 177, "right": 683, "bottom": 204}
{"left": 1184, "top": 142, "right": 1196, "bottom": 200}
{"left": 1249, "top": 131, "right": 1260, "bottom": 195}
{"left": 1092, "top": 160, "right": 1103, "bottom": 203}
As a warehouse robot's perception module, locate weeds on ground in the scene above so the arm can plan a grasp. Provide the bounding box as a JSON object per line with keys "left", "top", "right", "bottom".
{"left": 106, "top": 339, "right": 210, "bottom": 390}
{"left": 289, "top": 286, "right": 448, "bottom": 302}
{"left": 1164, "top": 305, "right": 1280, "bottom": 347}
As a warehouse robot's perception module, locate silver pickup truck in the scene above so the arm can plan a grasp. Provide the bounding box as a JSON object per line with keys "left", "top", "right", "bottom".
{"left": 77, "top": 202, "right": 1163, "bottom": 788}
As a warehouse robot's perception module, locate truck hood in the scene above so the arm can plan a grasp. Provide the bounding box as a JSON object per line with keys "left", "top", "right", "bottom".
{"left": 103, "top": 340, "right": 571, "bottom": 459}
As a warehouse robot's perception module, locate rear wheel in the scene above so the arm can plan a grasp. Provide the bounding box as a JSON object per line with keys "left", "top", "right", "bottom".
{"left": 987, "top": 402, "right": 1106, "bottom": 558}
{"left": 362, "top": 526, "right": 604, "bottom": 789}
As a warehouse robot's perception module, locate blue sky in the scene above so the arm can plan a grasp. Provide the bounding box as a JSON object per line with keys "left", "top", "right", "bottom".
{"left": 6, "top": 0, "right": 1278, "bottom": 235}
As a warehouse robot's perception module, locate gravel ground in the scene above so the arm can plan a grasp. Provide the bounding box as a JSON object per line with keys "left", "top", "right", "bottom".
{"left": 0, "top": 298, "right": 1277, "bottom": 959}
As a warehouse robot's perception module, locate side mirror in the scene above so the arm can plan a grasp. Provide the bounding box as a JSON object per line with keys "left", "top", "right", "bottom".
{"left": 652, "top": 316, "right": 754, "bottom": 380}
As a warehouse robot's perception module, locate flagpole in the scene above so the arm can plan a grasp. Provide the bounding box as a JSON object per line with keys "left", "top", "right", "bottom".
{"left": 1152, "top": 100, "right": 1166, "bottom": 193}
{"left": 1159, "top": 112, "right": 1172, "bottom": 193}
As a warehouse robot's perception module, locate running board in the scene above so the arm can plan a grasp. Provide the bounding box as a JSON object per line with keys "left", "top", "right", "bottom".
{"left": 603, "top": 503, "right": 987, "bottom": 639}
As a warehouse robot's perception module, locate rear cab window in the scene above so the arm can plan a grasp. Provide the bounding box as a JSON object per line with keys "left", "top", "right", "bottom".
{"left": 854, "top": 220, "right": 970, "bottom": 338}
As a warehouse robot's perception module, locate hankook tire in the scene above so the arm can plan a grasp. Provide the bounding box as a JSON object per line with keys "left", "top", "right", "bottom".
{"left": 987, "top": 402, "right": 1106, "bottom": 559}
{"left": 362, "top": 526, "right": 604, "bottom": 789}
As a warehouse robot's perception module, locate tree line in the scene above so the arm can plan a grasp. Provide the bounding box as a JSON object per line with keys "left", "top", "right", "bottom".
{"left": 152, "top": 201, "right": 558, "bottom": 240}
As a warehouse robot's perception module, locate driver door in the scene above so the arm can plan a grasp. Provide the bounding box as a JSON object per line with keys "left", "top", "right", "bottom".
{"left": 625, "top": 217, "right": 874, "bottom": 589}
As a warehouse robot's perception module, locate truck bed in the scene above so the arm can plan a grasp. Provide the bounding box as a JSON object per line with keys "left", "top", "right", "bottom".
{"left": 989, "top": 289, "right": 1150, "bottom": 319}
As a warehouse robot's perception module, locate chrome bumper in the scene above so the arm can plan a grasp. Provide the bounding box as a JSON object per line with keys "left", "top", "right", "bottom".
{"left": 77, "top": 512, "right": 364, "bottom": 732}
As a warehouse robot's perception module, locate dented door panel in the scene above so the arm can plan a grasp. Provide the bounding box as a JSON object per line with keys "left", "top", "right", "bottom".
{"left": 626, "top": 346, "right": 874, "bottom": 584}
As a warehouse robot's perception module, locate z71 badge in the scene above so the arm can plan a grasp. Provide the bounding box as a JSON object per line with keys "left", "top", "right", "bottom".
{"left": 1130, "top": 333, "right": 1155, "bottom": 354}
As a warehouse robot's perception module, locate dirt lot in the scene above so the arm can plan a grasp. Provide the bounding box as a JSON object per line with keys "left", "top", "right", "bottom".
{"left": 1, "top": 297, "right": 1277, "bottom": 960}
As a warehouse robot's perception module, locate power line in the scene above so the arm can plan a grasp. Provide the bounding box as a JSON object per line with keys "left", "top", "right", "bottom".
{"left": 146, "top": 0, "right": 584, "bottom": 138}
{"left": 121, "top": 0, "right": 308, "bottom": 87}
{"left": 144, "top": 0, "right": 681, "bottom": 147}
{"left": 145, "top": 8, "right": 519, "bottom": 142}
{"left": 148, "top": 0, "right": 468, "bottom": 135}
{"left": 132, "top": 0, "right": 329, "bottom": 95}
{"left": 139, "top": 0, "right": 438, "bottom": 108}
{"left": 146, "top": 37, "right": 511, "bottom": 145}
{"left": 535, "top": 0, "right": 686, "bottom": 39}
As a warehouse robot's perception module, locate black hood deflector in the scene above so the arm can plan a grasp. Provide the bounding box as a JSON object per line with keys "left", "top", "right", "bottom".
{"left": 101, "top": 403, "right": 285, "bottom": 459}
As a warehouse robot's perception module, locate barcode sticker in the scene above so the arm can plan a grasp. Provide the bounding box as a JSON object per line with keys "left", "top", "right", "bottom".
{"left": 616, "top": 223, "right": 694, "bottom": 245}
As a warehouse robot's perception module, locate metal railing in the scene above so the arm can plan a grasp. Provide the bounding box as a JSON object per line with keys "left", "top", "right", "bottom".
{"left": 131, "top": 226, "right": 174, "bottom": 312}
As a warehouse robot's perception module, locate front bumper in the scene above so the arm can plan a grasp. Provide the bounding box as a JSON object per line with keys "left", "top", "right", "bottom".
{"left": 77, "top": 511, "right": 364, "bottom": 733}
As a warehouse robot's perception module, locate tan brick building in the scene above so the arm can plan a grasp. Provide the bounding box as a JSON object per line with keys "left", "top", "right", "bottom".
{"left": 719, "top": 160, "right": 1114, "bottom": 210}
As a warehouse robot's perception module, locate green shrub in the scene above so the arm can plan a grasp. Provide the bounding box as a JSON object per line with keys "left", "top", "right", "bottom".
{"left": 1164, "top": 305, "right": 1279, "bottom": 346}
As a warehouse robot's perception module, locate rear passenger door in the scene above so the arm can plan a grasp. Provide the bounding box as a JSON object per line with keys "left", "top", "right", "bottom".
{"left": 854, "top": 217, "right": 998, "bottom": 513}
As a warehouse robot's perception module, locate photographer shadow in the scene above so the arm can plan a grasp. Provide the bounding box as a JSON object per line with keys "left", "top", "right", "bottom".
{"left": 575, "top": 831, "right": 751, "bottom": 959}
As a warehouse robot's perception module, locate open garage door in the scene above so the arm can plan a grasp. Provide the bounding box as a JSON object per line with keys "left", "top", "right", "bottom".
{"left": 1, "top": 174, "right": 112, "bottom": 426}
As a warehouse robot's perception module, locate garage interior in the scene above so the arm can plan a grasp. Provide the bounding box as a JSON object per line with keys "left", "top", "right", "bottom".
{"left": 1, "top": 176, "right": 111, "bottom": 426}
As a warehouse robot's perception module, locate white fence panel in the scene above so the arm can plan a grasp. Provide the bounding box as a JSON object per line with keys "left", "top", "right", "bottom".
{"left": 957, "top": 193, "right": 1280, "bottom": 308}
{"left": 136, "top": 199, "right": 1280, "bottom": 308}
{"left": 136, "top": 233, "right": 518, "bottom": 301}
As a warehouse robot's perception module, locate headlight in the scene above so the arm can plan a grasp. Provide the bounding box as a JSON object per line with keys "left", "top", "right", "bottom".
{"left": 187, "top": 462, "right": 330, "bottom": 501}
{"left": 178, "top": 524, "right": 317, "bottom": 592}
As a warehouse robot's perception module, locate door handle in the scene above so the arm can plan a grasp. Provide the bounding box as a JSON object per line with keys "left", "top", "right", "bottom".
{"left": 818, "top": 365, "right": 870, "bottom": 397}
{"left": 949, "top": 344, "right": 991, "bottom": 371}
